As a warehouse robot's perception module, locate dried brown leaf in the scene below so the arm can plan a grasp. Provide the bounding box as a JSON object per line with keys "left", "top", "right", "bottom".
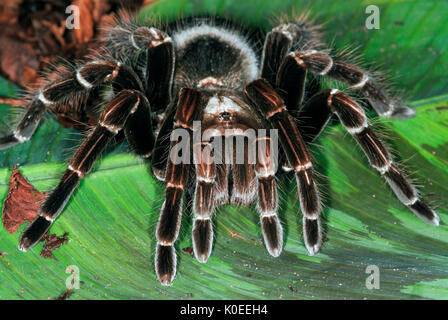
{"left": 0, "top": 96, "right": 24, "bottom": 107}
{"left": 55, "top": 288, "right": 72, "bottom": 300}
{"left": 0, "top": 0, "right": 22, "bottom": 24}
{"left": 0, "top": 38, "right": 39, "bottom": 87}
{"left": 73, "top": 0, "right": 95, "bottom": 44}
{"left": 0, "top": 0, "right": 145, "bottom": 88}
{"left": 182, "top": 247, "right": 194, "bottom": 258}
{"left": 40, "top": 233, "right": 69, "bottom": 261}
{"left": 1, "top": 166, "right": 69, "bottom": 261}
{"left": 2, "top": 165, "right": 46, "bottom": 234}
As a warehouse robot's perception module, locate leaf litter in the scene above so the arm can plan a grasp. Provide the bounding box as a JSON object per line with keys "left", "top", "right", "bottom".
{"left": 0, "top": 0, "right": 147, "bottom": 89}
{"left": 2, "top": 165, "right": 68, "bottom": 261}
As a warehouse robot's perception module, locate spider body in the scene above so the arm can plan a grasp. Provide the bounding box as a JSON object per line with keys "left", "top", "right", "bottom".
{"left": 0, "top": 15, "right": 440, "bottom": 286}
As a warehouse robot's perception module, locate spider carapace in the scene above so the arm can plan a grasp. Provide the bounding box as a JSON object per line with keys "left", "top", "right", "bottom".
{"left": 0, "top": 15, "right": 440, "bottom": 285}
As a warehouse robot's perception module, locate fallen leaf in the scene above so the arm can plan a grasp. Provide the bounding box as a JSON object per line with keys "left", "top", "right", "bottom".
{"left": 2, "top": 165, "right": 46, "bottom": 234}
{"left": 2, "top": 166, "right": 69, "bottom": 260}
{"left": 0, "top": 0, "right": 145, "bottom": 88}
{"left": 40, "top": 233, "right": 69, "bottom": 261}
{"left": 0, "top": 37, "right": 39, "bottom": 87}
{"left": 72, "top": 0, "right": 94, "bottom": 44}
{"left": 182, "top": 247, "right": 194, "bottom": 258}
{"left": 55, "top": 288, "right": 72, "bottom": 300}
{"left": 0, "top": 96, "right": 24, "bottom": 107}
{"left": 0, "top": 0, "right": 22, "bottom": 24}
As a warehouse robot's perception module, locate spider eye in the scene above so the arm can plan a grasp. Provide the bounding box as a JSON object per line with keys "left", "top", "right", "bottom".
{"left": 220, "top": 112, "right": 232, "bottom": 120}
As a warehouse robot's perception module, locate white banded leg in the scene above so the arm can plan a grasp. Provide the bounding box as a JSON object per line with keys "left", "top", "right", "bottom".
{"left": 327, "top": 89, "right": 440, "bottom": 225}
{"left": 155, "top": 88, "right": 204, "bottom": 285}
{"left": 289, "top": 50, "right": 416, "bottom": 118}
{"left": 1, "top": 59, "right": 142, "bottom": 150}
{"left": 244, "top": 79, "right": 323, "bottom": 255}
{"left": 255, "top": 136, "right": 283, "bottom": 257}
{"left": 192, "top": 141, "right": 216, "bottom": 263}
{"left": 106, "top": 24, "right": 172, "bottom": 57}
{"left": 0, "top": 93, "right": 47, "bottom": 150}
{"left": 18, "top": 90, "right": 142, "bottom": 252}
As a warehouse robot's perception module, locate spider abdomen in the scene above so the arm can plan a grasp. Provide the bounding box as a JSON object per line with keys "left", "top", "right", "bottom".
{"left": 172, "top": 24, "right": 259, "bottom": 90}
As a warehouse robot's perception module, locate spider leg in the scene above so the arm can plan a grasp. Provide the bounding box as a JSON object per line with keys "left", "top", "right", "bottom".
{"left": 288, "top": 51, "right": 415, "bottom": 118}
{"left": 119, "top": 28, "right": 178, "bottom": 177}
{"left": 267, "top": 52, "right": 309, "bottom": 172}
{"left": 261, "top": 24, "right": 309, "bottom": 111}
{"left": 0, "top": 97, "right": 47, "bottom": 149}
{"left": 18, "top": 89, "right": 145, "bottom": 251}
{"left": 144, "top": 35, "right": 174, "bottom": 112}
{"left": 192, "top": 141, "right": 216, "bottom": 262}
{"left": 262, "top": 19, "right": 329, "bottom": 112}
{"left": 155, "top": 88, "right": 203, "bottom": 286}
{"left": 123, "top": 94, "right": 155, "bottom": 158}
{"left": 244, "top": 79, "right": 323, "bottom": 255}
{"left": 151, "top": 105, "right": 176, "bottom": 180}
{"left": 276, "top": 52, "right": 307, "bottom": 111}
{"left": 230, "top": 138, "right": 257, "bottom": 204}
{"left": 295, "top": 89, "right": 334, "bottom": 144}
{"left": 106, "top": 24, "right": 174, "bottom": 112}
{"left": 312, "top": 89, "right": 439, "bottom": 225}
{"left": 255, "top": 135, "right": 282, "bottom": 256}
{"left": 122, "top": 28, "right": 175, "bottom": 159}
{"left": 0, "top": 60, "right": 143, "bottom": 150}
{"left": 261, "top": 24, "right": 303, "bottom": 88}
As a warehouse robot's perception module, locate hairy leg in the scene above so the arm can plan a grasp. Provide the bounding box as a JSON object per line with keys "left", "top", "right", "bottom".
{"left": 0, "top": 60, "right": 143, "bottom": 149}
{"left": 19, "top": 89, "right": 146, "bottom": 251}
{"left": 301, "top": 89, "right": 440, "bottom": 225}
{"left": 155, "top": 87, "right": 204, "bottom": 285}
{"left": 245, "top": 79, "right": 323, "bottom": 255}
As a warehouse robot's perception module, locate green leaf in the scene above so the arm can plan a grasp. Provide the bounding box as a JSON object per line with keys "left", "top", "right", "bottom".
{"left": 0, "top": 0, "right": 447, "bottom": 299}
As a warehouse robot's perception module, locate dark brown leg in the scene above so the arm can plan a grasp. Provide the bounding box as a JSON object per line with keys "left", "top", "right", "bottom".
{"left": 260, "top": 24, "right": 302, "bottom": 87}
{"left": 288, "top": 50, "right": 415, "bottom": 118}
{"left": 276, "top": 54, "right": 307, "bottom": 111}
{"left": 295, "top": 89, "right": 334, "bottom": 144}
{"left": 192, "top": 141, "right": 216, "bottom": 263}
{"left": 123, "top": 95, "right": 155, "bottom": 158}
{"left": 151, "top": 105, "right": 176, "bottom": 181}
{"left": 155, "top": 88, "right": 204, "bottom": 286}
{"left": 0, "top": 60, "right": 143, "bottom": 150}
{"left": 301, "top": 89, "right": 440, "bottom": 225}
{"left": 255, "top": 135, "right": 283, "bottom": 256}
{"left": 18, "top": 89, "right": 145, "bottom": 251}
{"left": 106, "top": 24, "right": 174, "bottom": 113}
{"left": 118, "top": 32, "right": 175, "bottom": 162}
{"left": 244, "top": 79, "right": 323, "bottom": 255}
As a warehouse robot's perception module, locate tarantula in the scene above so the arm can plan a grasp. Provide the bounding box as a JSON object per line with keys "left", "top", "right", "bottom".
{"left": 0, "top": 14, "right": 440, "bottom": 286}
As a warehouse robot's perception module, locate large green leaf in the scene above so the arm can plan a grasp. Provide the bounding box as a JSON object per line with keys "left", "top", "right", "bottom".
{"left": 0, "top": 0, "right": 447, "bottom": 299}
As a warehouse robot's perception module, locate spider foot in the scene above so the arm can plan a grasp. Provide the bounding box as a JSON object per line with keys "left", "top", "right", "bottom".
{"left": 261, "top": 215, "right": 283, "bottom": 257}
{"left": 155, "top": 244, "right": 177, "bottom": 286}
{"left": 409, "top": 200, "right": 440, "bottom": 226}
{"left": 192, "top": 219, "right": 213, "bottom": 263}
{"left": 303, "top": 217, "right": 322, "bottom": 256}
{"left": 390, "top": 107, "right": 416, "bottom": 119}
{"left": 18, "top": 216, "right": 52, "bottom": 252}
{"left": 0, "top": 133, "right": 21, "bottom": 150}
{"left": 372, "top": 100, "right": 416, "bottom": 119}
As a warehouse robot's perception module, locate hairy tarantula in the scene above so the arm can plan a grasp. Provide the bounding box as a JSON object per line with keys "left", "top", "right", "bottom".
{"left": 0, "top": 14, "right": 440, "bottom": 286}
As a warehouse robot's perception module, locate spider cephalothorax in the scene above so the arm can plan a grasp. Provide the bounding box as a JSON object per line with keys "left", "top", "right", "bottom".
{"left": 0, "top": 15, "right": 440, "bottom": 286}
